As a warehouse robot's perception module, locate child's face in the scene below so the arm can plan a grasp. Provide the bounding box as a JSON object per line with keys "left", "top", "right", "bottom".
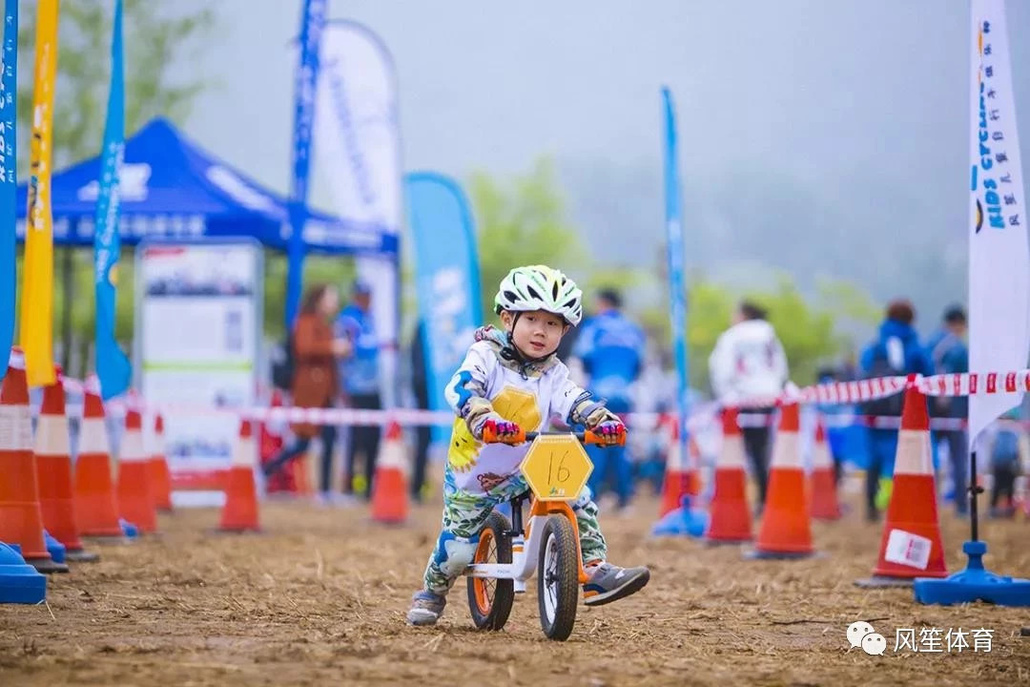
{"left": 501, "top": 309, "right": 569, "bottom": 358}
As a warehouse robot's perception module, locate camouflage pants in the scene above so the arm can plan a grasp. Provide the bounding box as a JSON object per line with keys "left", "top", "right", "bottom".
{"left": 421, "top": 475, "right": 608, "bottom": 596}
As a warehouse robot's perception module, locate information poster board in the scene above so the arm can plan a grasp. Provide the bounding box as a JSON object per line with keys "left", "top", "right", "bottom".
{"left": 134, "top": 239, "right": 262, "bottom": 507}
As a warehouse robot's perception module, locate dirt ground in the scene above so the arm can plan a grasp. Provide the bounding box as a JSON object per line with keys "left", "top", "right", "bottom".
{"left": 2, "top": 483, "right": 1030, "bottom": 687}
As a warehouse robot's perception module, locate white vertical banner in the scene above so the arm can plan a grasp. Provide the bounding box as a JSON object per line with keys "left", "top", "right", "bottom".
{"left": 969, "top": 0, "right": 1030, "bottom": 444}
{"left": 314, "top": 21, "right": 402, "bottom": 406}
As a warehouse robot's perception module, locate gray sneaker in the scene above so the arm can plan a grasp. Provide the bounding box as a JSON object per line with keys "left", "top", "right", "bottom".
{"left": 406, "top": 590, "right": 447, "bottom": 626}
{"left": 582, "top": 562, "right": 650, "bottom": 607}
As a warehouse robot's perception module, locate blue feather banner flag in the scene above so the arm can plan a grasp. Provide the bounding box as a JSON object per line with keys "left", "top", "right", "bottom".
{"left": 93, "top": 0, "right": 132, "bottom": 399}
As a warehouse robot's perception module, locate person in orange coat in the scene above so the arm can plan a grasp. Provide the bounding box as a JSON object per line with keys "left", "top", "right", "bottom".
{"left": 263, "top": 284, "right": 351, "bottom": 498}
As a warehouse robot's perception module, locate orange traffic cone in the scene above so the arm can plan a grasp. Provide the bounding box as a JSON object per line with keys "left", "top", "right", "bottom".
{"left": 371, "top": 422, "right": 409, "bottom": 524}
{"left": 149, "top": 414, "right": 174, "bottom": 512}
{"left": 35, "top": 367, "right": 99, "bottom": 562}
{"left": 706, "top": 407, "right": 753, "bottom": 544}
{"left": 218, "top": 419, "right": 261, "bottom": 532}
{"left": 74, "top": 379, "right": 127, "bottom": 538}
{"left": 856, "top": 384, "right": 947, "bottom": 587}
{"left": 658, "top": 417, "right": 701, "bottom": 517}
{"left": 0, "top": 348, "right": 68, "bottom": 573}
{"left": 117, "top": 407, "right": 158, "bottom": 534}
{"left": 745, "top": 403, "right": 816, "bottom": 559}
{"left": 808, "top": 418, "right": 842, "bottom": 520}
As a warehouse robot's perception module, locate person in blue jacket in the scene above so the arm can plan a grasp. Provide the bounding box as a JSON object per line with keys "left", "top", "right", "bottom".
{"left": 815, "top": 366, "right": 847, "bottom": 487}
{"left": 858, "top": 299, "right": 934, "bottom": 522}
{"left": 571, "top": 288, "right": 646, "bottom": 512}
{"left": 335, "top": 278, "right": 382, "bottom": 500}
{"left": 925, "top": 305, "right": 969, "bottom": 516}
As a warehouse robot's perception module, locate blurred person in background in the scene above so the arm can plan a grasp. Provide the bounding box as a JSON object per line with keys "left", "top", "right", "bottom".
{"left": 837, "top": 348, "right": 859, "bottom": 383}
{"left": 983, "top": 409, "right": 1023, "bottom": 519}
{"left": 409, "top": 320, "right": 432, "bottom": 503}
{"left": 925, "top": 304, "right": 969, "bottom": 516}
{"left": 708, "top": 300, "right": 789, "bottom": 515}
{"left": 858, "top": 299, "right": 933, "bottom": 522}
{"left": 634, "top": 343, "right": 677, "bottom": 495}
{"left": 263, "top": 284, "right": 352, "bottom": 500}
{"left": 823, "top": 352, "right": 872, "bottom": 489}
{"left": 815, "top": 365, "right": 846, "bottom": 487}
{"left": 571, "top": 288, "right": 646, "bottom": 514}
{"left": 336, "top": 278, "right": 382, "bottom": 501}
{"left": 554, "top": 309, "right": 581, "bottom": 364}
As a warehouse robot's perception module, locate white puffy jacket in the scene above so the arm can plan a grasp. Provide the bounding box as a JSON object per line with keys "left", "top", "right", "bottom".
{"left": 708, "top": 319, "right": 789, "bottom": 404}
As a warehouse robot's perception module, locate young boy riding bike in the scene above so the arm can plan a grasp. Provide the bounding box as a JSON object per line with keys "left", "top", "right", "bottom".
{"left": 407, "top": 265, "right": 651, "bottom": 626}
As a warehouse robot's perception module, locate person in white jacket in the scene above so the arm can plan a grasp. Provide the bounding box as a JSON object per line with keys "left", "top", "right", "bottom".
{"left": 708, "top": 300, "right": 789, "bottom": 512}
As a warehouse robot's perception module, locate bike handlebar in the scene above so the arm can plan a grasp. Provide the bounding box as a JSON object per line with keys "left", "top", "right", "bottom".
{"left": 481, "top": 426, "right": 626, "bottom": 447}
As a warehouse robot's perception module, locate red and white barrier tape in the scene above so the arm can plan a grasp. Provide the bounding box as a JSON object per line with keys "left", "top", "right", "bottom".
{"left": 916, "top": 370, "right": 1030, "bottom": 398}
{"left": 56, "top": 400, "right": 715, "bottom": 432}
{"left": 720, "top": 370, "right": 1030, "bottom": 407}
{"left": 799, "top": 376, "right": 909, "bottom": 405}
{"left": 44, "top": 368, "right": 1030, "bottom": 429}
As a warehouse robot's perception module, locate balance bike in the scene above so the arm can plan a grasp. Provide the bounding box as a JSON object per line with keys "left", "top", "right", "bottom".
{"left": 464, "top": 428, "right": 623, "bottom": 641}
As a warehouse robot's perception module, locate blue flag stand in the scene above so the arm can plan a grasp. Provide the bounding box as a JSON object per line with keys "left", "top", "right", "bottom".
{"left": 913, "top": 449, "right": 1030, "bottom": 606}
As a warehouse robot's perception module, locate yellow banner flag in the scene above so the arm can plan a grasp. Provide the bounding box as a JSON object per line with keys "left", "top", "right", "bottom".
{"left": 20, "top": 0, "right": 60, "bottom": 388}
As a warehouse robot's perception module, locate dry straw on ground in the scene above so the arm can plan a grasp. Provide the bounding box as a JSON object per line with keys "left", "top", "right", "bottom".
{"left": 2, "top": 488, "right": 1029, "bottom": 686}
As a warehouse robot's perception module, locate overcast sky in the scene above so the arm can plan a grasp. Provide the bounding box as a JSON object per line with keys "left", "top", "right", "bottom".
{"left": 171, "top": 0, "right": 1030, "bottom": 322}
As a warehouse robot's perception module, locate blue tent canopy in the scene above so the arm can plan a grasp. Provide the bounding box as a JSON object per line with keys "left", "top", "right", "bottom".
{"left": 16, "top": 117, "right": 397, "bottom": 256}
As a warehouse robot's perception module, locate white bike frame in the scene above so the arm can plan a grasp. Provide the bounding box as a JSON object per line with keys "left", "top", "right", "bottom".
{"left": 465, "top": 430, "right": 605, "bottom": 594}
{"left": 465, "top": 498, "right": 588, "bottom": 593}
{"left": 466, "top": 514, "right": 546, "bottom": 593}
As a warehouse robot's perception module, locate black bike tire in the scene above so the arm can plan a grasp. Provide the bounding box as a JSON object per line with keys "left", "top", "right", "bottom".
{"left": 467, "top": 511, "right": 515, "bottom": 631}
{"left": 536, "top": 515, "right": 579, "bottom": 641}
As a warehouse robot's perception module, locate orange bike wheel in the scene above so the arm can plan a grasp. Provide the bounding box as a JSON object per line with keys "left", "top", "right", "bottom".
{"left": 467, "top": 511, "right": 515, "bottom": 631}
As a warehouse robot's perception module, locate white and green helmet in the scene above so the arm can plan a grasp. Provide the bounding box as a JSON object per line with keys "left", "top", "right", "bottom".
{"left": 494, "top": 265, "right": 583, "bottom": 326}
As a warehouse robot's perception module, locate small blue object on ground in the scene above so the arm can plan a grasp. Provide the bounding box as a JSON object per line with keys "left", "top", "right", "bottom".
{"left": 651, "top": 496, "right": 709, "bottom": 538}
{"left": 43, "top": 530, "right": 67, "bottom": 565}
{"left": 119, "top": 518, "right": 139, "bottom": 539}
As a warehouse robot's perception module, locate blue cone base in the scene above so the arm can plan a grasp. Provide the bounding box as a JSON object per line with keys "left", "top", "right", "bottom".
{"left": 651, "top": 497, "right": 709, "bottom": 538}
{"left": 0, "top": 542, "right": 47, "bottom": 604}
{"left": 119, "top": 519, "right": 139, "bottom": 539}
{"left": 43, "top": 531, "right": 67, "bottom": 564}
{"left": 914, "top": 541, "right": 1030, "bottom": 607}
{"left": 85, "top": 519, "right": 139, "bottom": 546}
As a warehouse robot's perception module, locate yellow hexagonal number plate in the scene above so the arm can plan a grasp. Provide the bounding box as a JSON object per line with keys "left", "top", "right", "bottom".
{"left": 519, "top": 434, "right": 594, "bottom": 501}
